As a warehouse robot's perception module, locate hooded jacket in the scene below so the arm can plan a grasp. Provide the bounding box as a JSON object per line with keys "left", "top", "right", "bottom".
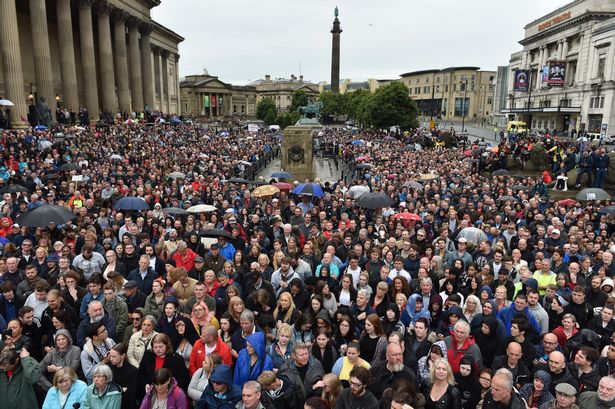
{"left": 403, "top": 294, "right": 431, "bottom": 326}
{"left": 42, "top": 379, "right": 88, "bottom": 409}
{"left": 40, "top": 329, "right": 82, "bottom": 384}
{"left": 0, "top": 356, "right": 42, "bottom": 409}
{"left": 86, "top": 381, "right": 122, "bottom": 409}
{"left": 233, "top": 332, "right": 274, "bottom": 386}
{"left": 519, "top": 370, "right": 553, "bottom": 408}
{"left": 381, "top": 302, "right": 405, "bottom": 336}
{"left": 444, "top": 332, "right": 483, "bottom": 374}
{"left": 436, "top": 305, "right": 466, "bottom": 337}
{"left": 497, "top": 304, "right": 541, "bottom": 337}
{"left": 471, "top": 315, "right": 500, "bottom": 368}
{"left": 197, "top": 365, "right": 242, "bottom": 409}
{"left": 418, "top": 341, "right": 448, "bottom": 390}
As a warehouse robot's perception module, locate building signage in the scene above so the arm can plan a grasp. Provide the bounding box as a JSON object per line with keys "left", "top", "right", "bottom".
{"left": 538, "top": 11, "right": 571, "bottom": 31}
{"left": 547, "top": 61, "right": 566, "bottom": 87}
{"left": 514, "top": 70, "right": 529, "bottom": 92}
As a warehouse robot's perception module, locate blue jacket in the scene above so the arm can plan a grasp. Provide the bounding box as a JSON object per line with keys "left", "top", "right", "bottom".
{"left": 79, "top": 292, "right": 105, "bottom": 319}
{"left": 197, "top": 365, "right": 242, "bottom": 409}
{"left": 497, "top": 304, "right": 541, "bottom": 337}
{"left": 233, "top": 332, "right": 274, "bottom": 386}
{"left": 42, "top": 379, "right": 88, "bottom": 409}
{"left": 76, "top": 314, "right": 117, "bottom": 348}
{"left": 127, "top": 267, "right": 157, "bottom": 295}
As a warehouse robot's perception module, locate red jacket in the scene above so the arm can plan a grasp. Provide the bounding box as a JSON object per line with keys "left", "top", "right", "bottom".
{"left": 188, "top": 336, "right": 233, "bottom": 375}
{"left": 171, "top": 248, "right": 198, "bottom": 271}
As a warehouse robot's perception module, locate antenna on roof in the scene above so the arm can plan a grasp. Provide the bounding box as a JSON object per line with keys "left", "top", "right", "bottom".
{"left": 299, "top": 60, "right": 302, "bottom": 77}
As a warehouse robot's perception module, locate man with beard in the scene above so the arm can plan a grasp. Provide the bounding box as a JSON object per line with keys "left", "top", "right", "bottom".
{"left": 76, "top": 300, "right": 116, "bottom": 347}
{"left": 579, "top": 375, "right": 615, "bottom": 409}
{"left": 369, "top": 342, "right": 416, "bottom": 399}
{"left": 336, "top": 366, "right": 378, "bottom": 409}
{"left": 586, "top": 275, "right": 608, "bottom": 310}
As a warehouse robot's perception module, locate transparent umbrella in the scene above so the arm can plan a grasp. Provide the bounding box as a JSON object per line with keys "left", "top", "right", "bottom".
{"left": 457, "top": 227, "right": 488, "bottom": 245}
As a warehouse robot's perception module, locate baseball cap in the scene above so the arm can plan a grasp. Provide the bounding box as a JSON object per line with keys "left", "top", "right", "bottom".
{"left": 555, "top": 383, "right": 576, "bottom": 396}
{"left": 12, "top": 223, "right": 19, "bottom": 228}
{"left": 195, "top": 256, "right": 204, "bottom": 263}
{"left": 552, "top": 229, "right": 560, "bottom": 235}
{"left": 457, "top": 237, "right": 468, "bottom": 243}
{"left": 228, "top": 217, "right": 237, "bottom": 224}
{"left": 210, "top": 243, "right": 220, "bottom": 249}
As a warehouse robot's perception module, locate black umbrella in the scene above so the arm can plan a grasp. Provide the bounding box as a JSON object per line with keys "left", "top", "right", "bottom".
{"left": 16, "top": 205, "right": 76, "bottom": 227}
{"left": 356, "top": 192, "right": 395, "bottom": 209}
{"left": 497, "top": 195, "right": 518, "bottom": 202}
{"left": 511, "top": 185, "right": 529, "bottom": 191}
{"left": 251, "top": 180, "right": 268, "bottom": 186}
{"left": 59, "top": 163, "right": 81, "bottom": 172}
{"left": 354, "top": 163, "right": 373, "bottom": 170}
{"left": 199, "top": 228, "right": 234, "bottom": 240}
{"left": 162, "top": 207, "right": 189, "bottom": 216}
{"left": 227, "top": 177, "right": 250, "bottom": 184}
{"left": 0, "top": 184, "right": 31, "bottom": 194}
{"left": 493, "top": 169, "right": 509, "bottom": 176}
{"left": 576, "top": 188, "right": 610, "bottom": 201}
{"left": 271, "top": 171, "right": 294, "bottom": 180}
{"left": 40, "top": 173, "right": 60, "bottom": 181}
{"left": 114, "top": 196, "right": 149, "bottom": 211}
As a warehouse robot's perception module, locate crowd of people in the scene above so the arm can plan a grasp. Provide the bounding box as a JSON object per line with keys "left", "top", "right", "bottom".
{"left": 0, "top": 118, "right": 614, "bottom": 409}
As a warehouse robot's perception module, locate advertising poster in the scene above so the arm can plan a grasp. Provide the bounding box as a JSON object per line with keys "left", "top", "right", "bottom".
{"left": 514, "top": 70, "right": 529, "bottom": 92}
{"left": 548, "top": 61, "right": 566, "bottom": 86}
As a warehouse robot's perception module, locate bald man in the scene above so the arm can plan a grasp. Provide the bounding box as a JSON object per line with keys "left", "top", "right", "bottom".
{"left": 492, "top": 342, "right": 529, "bottom": 387}
{"left": 532, "top": 351, "right": 579, "bottom": 396}
{"left": 478, "top": 368, "right": 527, "bottom": 409}
{"left": 369, "top": 342, "right": 416, "bottom": 400}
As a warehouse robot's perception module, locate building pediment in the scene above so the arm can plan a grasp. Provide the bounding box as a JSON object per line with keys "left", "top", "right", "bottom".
{"left": 192, "top": 78, "right": 231, "bottom": 90}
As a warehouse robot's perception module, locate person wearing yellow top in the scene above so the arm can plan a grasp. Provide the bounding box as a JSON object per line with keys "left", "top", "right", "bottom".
{"left": 532, "top": 259, "right": 557, "bottom": 296}
{"left": 331, "top": 341, "right": 370, "bottom": 385}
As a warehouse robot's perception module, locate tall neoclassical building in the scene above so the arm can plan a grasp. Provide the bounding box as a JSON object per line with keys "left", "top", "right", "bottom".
{"left": 0, "top": 0, "right": 183, "bottom": 127}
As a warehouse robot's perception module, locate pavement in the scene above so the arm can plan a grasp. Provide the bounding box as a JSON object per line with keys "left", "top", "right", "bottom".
{"left": 256, "top": 157, "right": 342, "bottom": 183}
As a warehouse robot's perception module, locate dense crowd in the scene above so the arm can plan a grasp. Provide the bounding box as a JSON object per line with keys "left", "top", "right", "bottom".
{"left": 0, "top": 119, "right": 614, "bottom": 409}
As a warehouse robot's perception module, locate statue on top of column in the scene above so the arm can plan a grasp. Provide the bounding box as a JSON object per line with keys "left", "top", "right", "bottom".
{"left": 36, "top": 96, "right": 52, "bottom": 128}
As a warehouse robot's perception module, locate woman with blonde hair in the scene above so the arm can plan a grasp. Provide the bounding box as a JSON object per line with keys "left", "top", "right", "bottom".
{"left": 462, "top": 295, "right": 482, "bottom": 322}
{"left": 227, "top": 296, "right": 245, "bottom": 335}
{"left": 426, "top": 358, "right": 460, "bottom": 409}
{"left": 272, "top": 292, "right": 299, "bottom": 325}
{"left": 321, "top": 373, "right": 343, "bottom": 408}
{"left": 272, "top": 250, "right": 285, "bottom": 271}
{"left": 267, "top": 323, "right": 293, "bottom": 368}
{"left": 187, "top": 353, "right": 222, "bottom": 401}
{"left": 190, "top": 301, "right": 219, "bottom": 335}
{"left": 41, "top": 367, "right": 88, "bottom": 409}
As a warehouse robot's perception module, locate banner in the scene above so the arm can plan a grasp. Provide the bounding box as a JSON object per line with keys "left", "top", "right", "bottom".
{"left": 541, "top": 66, "right": 549, "bottom": 85}
{"left": 204, "top": 95, "right": 210, "bottom": 108}
{"left": 514, "top": 70, "right": 529, "bottom": 92}
{"left": 211, "top": 95, "right": 217, "bottom": 108}
{"left": 547, "top": 61, "right": 566, "bottom": 86}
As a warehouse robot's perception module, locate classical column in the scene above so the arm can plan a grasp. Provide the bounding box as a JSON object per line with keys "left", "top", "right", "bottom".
{"left": 208, "top": 93, "right": 213, "bottom": 117}
{"left": 128, "top": 17, "right": 143, "bottom": 112}
{"left": 140, "top": 23, "right": 154, "bottom": 109}
{"left": 97, "top": 1, "right": 116, "bottom": 112}
{"left": 152, "top": 46, "right": 160, "bottom": 109}
{"left": 161, "top": 50, "right": 170, "bottom": 113}
{"left": 29, "top": 0, "right": 56, "bottom": 119}
{"left": 112, "top": 9, "right": 130, "bottom": 113}
{"left": 158, "top": 49, "right": 165, "bottom": 112}
{"left": 78, "top": 0, "right": 99, "bottom": 120}
{"left": 175, "top": 54, "right": 181, "bottom": 113}
{"left": 0, "top": 0, "right": 27, "bottom": 127}
{"left": 561, "top": 39, "right": 568, "bottom": 60}
{"left": 57, "top": 0, "right": 79, "bottom": 112}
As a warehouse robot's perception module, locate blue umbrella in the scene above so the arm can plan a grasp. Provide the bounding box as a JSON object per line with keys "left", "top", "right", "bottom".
{"left": 351, "top": 140, "right": 365, "bottom": 145}
{"left": 271, "top": 171, "right": 294, "bottom": 179}
{"left": 292, "top": 183, "right": 324, "bottom": 197}
{"left": 114, "top": 196, "right": 149, "bottom": 211}
{"left": 170, "top": 118, "right": 182, "bottom": 125}
{"left": 34, "top": 125, "right": 48, "bottom": 131}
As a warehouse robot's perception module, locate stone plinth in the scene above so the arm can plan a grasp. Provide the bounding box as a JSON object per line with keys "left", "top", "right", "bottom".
{"left": 282, "top": 126, "right": 315, "bottom": 182}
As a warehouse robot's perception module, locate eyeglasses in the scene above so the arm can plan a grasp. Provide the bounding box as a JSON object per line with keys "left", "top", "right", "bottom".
{"left": 131, "top": 317, "right": 141, "bottom": 322}
{"left": 479, "top": 377, "right": 491, "bottom": 382}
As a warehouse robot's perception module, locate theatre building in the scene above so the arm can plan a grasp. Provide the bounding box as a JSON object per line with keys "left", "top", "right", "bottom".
{"left": 0, "top": 0, "right": 183, "bottom": 127}
{"left": 504, "top": 0, "right": 615, "bottom": 136}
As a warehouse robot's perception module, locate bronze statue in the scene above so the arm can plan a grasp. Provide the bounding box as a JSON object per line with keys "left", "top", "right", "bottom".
{"left": 36, "top": 96, "right": 52, "bottom": 128}
{"left": 335, "top": 6, "right": 339, "bottom": 18}
{"left": 298, "top": 101, "right": 322, "bottom": 120}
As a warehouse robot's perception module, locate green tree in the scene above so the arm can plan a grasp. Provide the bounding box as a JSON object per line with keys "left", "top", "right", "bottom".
{"left": 264, "top": 109, "right": 278, "bottom": 125}
{"left": 346, "top": 89, "right": 372, "bottom": 128}
{"left": 276, "top": 112, "right": 300, "bottom": 129}
{"left": 290, "top": 90, "right": 310, "bottom": 112}
{"left": 319, "top": 91, "right": 348, "bottom": 119}
{"left": 256, "top": 98, "right": 277, "bottom": 121}
{"left": 367, "top": 82, "right": 418, "bottom": 130}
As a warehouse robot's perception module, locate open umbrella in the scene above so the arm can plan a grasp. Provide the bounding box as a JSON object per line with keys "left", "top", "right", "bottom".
{"left": 493, "top": 169, "right": 509, "bottom": 176}
{"left": 356, "top": 192, "right": 394, "bottom": 209}
{"left": 0, "top": 184, "right": 31, "bottom": 194}
{"left": 114, "top": 196, "right": 149, "bottom": 211}
{"left": 497, "top": 195, "right": 518, "bottom": 202}
{"left": 557, "top": 198, "right": 578, "bottom": 207}
{"left": 59, "top": 163, "right": 81, "bottom": 172}
{"left": 292, "top": 183, "right": 324, "bottom": 197}
{"left": 273, "top": 182, "right": 294, "bottom": 190}
{"left": 0, "top": 99, "right": 15, "bottom": 107}
{"left": 162, "top": 207, "right": 189, "bottom": 216}
{"left": 600, "top": 206, "right": 615, "bottom": 215}
{"left": 355, "top": 163, "right": 373, "bottom": 170}
{"left": 16, "top": 205, "right": 76, "bottom": 227}
{"left": 167, "top": 171, "right": 186, "bottom": 180}
{"left": 457, "top": 227, "right": 488, "bottom": 245}
{"left": 110, "top": 154, "right": 123, "bottom": 161}
{"left": 252, "top": 185, "right": 280, "bottom": 198}
{"left": 34, "top": 125, "right": 48, "bottom": 131}
{"left": 418, "top": 173, "right": 439, "bottom": 182}
{"left": 347, "top": 185, "right": 370, "bottom": 199}
{"left": 227, "top": 177, "right": 250, "bottom": 185}
{"left": 392, "top": 212, "right": 421, "bottom": 222}
{"left": 511, "top": 185, "right": 529, "bottom": 191}
{"left": 199, "top": 228, "right": 233, "bottom": 240}
{"left": 576, "top": 188, "right": 610, "bottom": 201}
{"left": 170, "top": 118, "right": 183, "bottom": 125}
{"left": 187, "top": 204, "right": 217, "bottom": 213}
{"left": 271, "top": 171, "right": 293, "bottom": 180}
{"left": 251, "top": 180, "right": 268, "bottom": 186}
{"left": 403, "top": 181, "right": 423, "bottom": 190}
{"left": 351, "top": 140, "right": 365, "bottom": 145}
{"left": 38, "top": 140, "right": 53, "bottom": 151}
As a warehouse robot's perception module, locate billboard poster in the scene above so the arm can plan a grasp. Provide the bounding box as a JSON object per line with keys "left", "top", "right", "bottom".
{"left": 548, "top": 61, "right": 566, "bottom": 86}
{"left": 211, "top": 95, "right": 217, "bottom": 108}
{"left": 514, "top": 70, "right": 529, "bottom": 92}
{"left": 204, "top": 95, "right": 210, "bottom": 108}
{"left": 542, "top": 66, "right": 549, "bottom": 85}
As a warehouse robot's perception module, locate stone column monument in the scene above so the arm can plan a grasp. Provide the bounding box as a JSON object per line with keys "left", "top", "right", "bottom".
{"left": 330, "top": 7, "right": 342, "bottom": 94}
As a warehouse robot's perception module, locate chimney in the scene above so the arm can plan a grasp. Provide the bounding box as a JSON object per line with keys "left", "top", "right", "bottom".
{"left": 265, "top": 75, "right": 271, "bottom": 81}
{"left": 290, "top": 74, "right": 296, "bottom": 81}
{"left": 299, "top": 75, "right": 304, "bottom": 83}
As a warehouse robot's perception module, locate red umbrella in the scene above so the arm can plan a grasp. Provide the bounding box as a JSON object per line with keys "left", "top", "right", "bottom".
{"left": 273, "top": 182, "right": 294, "bottom": 190}
{"left": 557, "top": 198, "right": 578, "bottom": 207}
{"left": 393, "top": 212, "right": 421, "bottom": 222}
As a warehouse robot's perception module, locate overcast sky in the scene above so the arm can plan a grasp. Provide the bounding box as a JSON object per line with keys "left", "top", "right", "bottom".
{"left": 152, "top": 0, "right": 567, "bottom": 85}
